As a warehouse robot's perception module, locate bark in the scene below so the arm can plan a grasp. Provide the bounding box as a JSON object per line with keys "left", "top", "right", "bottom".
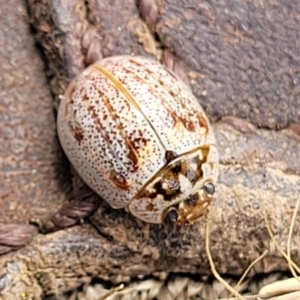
{"left": 0, "top": 0, "right": 67, "bottom": 254}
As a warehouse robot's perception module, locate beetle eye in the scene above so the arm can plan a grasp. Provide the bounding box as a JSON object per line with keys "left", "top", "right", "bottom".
{"left": 165, "top": 208, "right": 178, "bottom": 222}
{"left": 204, "top": 182, "right": 215, "bottom": 195}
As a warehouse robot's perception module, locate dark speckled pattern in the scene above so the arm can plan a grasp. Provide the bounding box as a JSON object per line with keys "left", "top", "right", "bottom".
{"left": 57, "top": 56, "right": 218, "bottom": 223}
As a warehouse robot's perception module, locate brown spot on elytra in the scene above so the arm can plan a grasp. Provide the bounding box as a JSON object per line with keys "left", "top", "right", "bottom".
{"left": 74, "top": 128, "right": 84, "bottom": 144}
{"left": 184, "top": 119, "right": 195, "bottom": 131}
{"left": 165, "top": 150, "right": 177, "bottom": 162}
{"left": 82, "top": 93, "right": 89, "bottom": 101}
{"left": 68, "top": 118, "right": 84, "bottom": 144}
{"left": 95, "top": 89, "right": 139, "bottom": 172}
{"left": 127, "top": 147, "right": 139, "bottom": 170}
{"left": 169, "top": 90, "right": 176, "bottom": 97}
{"left": 110, "top": 172, "right": 130, "bottom": 190}
{"left": 129, "top": 58, "right": 142, "bottom": 67}
{"left": 87, "top": 105, "right": 111, "bottom": 145}
{"left": 170, "top": 111, "right": 195, "bottom": 132}
{"left": 128, "top": 133, "right": 150, "bottom": 156}
{"left": 79, "top": 86, "right": 89, "bottom": 101}
{"left": 155, "top": 87, "right": 196, "bottom": 132}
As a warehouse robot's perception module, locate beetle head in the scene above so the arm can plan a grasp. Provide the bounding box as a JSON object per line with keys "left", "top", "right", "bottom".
{"left": 128, "top": 145, "right": 218, "bottom": 224}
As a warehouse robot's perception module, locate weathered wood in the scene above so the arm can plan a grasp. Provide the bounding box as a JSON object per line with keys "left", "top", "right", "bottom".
{"left": 0, "top": 0, "right": 66, "bottom": 252}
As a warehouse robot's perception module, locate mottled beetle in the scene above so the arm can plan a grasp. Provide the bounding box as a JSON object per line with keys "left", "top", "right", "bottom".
{"left": 57, "top": 56, "right": 218, "bottom": 224}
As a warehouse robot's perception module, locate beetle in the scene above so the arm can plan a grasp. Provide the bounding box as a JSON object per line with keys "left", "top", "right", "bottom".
{"left": 57, "top": 55, "right": 218, "bottom": 224}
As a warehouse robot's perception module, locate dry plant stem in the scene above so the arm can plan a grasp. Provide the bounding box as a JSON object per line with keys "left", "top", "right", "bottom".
{"left": 245, "top": 156, "right": 300, "bottom": 299}
{"left": 257, "top": 208, "right": 300, "bottom": 298}
{"left": 230, "top": 250, "right": 268, "bottom": 298}
{"left": 262, "top": 200, "right": 300, "bottom": 275}
{"left": 262, "top": 210, "right": 300, "bottom": 273}
{"left": 97, "top": 284, "right": 124, "bottom": 300}
{"left": 245, "top": 155, "right": 300, "bottom": 274}
{"left": 287, "top": 195, "right": 300, "bottom": 279}
{"left": 205, "top": 218, "right": 245, "bottom": 300}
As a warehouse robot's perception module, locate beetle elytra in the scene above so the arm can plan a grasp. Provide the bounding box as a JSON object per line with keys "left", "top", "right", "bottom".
{"left": 57, "top": 55, "right": 219, "bottom": 224}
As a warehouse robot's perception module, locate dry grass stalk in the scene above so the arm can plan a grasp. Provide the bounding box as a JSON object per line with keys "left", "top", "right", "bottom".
{"left": 230, "top": 250, "right": 268, "bottom": 297}
{"left": 97, "top": 284, "right": 125, "bottom": 300}
{"left": 205, "top": 217, "right": 246, "bottom": 300}
{"left": 246, "top": 155, "right": 300, "bottom": 299}
{"left": 286, "top": 195, "right": 300, "bottom": 280}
